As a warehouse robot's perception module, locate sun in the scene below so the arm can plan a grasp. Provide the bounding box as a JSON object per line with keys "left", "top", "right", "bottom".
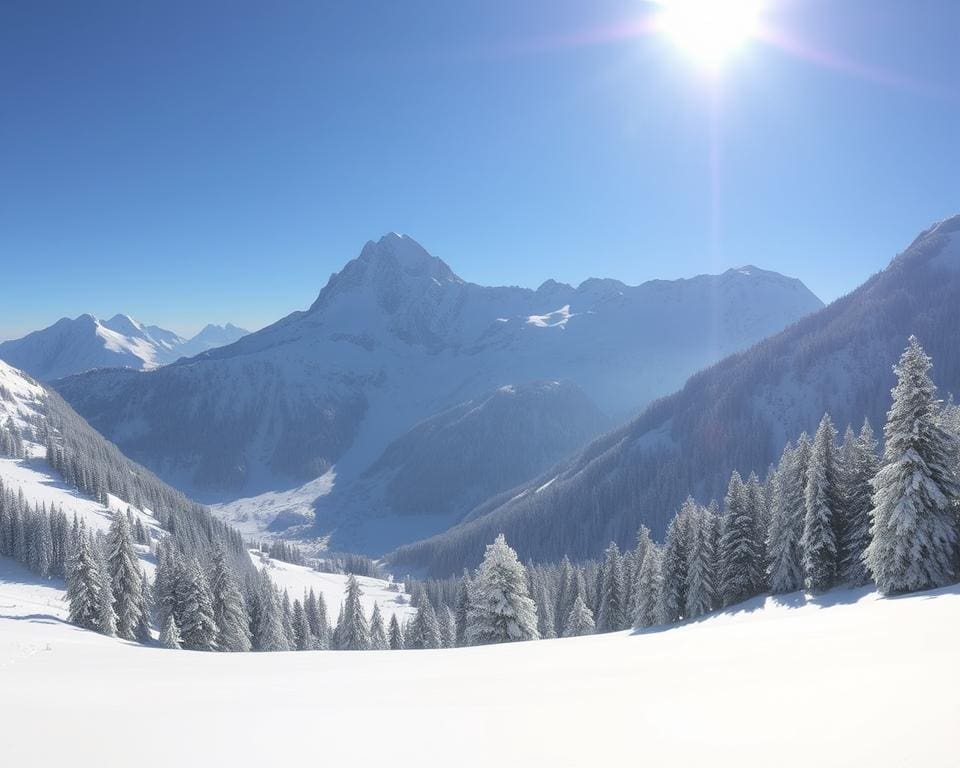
{"left": 655, "top": 0, "right": 763, "bottom": 70}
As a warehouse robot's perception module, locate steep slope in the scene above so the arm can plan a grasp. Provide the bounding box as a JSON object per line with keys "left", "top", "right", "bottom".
{"left": 0, "top": 360, "right": 246, "bottom": 569}
{"left": 53, "top": 234, "right": 821, "bottom": 552}
{"left": 389, "top": 216, "right": 960, "bottom": 575}
{"left": 2, "top": 572, "right": 957, "bottom": 767}
{"left": 0, "top": 315, "right": 248, "bottom": 380}
{"left": 302, "top": 380, "right": 609, "bottom": 552}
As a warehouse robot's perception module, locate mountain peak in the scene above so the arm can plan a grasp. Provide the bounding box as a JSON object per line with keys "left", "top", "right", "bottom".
{"left": 103, "top": 313, "right": 145, "bottom": 338}
{"left": 310, "top": 234, "right": 462, "bottom": 313}
{"left": 358, "top": 233, "right": 458, "bottom": 279}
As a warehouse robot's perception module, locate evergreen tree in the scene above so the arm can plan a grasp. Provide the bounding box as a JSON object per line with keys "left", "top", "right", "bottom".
{"left": 718, "top": 471, "right": 764, "bottom": 607}
{"left": 339, "top": 575, "right": 371, "bottom": 650}
{"left": 159, "top": 613, "right": 182, "bottom": 649}
{"left": 66, "top": 524, "right": 108, "bottom": 632}
{"left": 838, "top": 420, "right": 878, "bottom": 585}
{"left": 370, "top": 603, "right": 389, "bottom": 650}
{"left": 628, "top": 526, "right": 655, "bottom": 623}
{"left": 440, "top": 604, "right": 457, "bottom": 648}
{"left": 562, "top": 594, "right": 595, "bottom": 637}
{"left": 178, "top": 559, "right": 218, "bottom": 651}
{"left": 209, "top": 547, "right": 252, "bottom": 652}
{"left": 253, "top": 572, "right": 288, "bottom": 652}
{"left": 134, "top": 573, "right": 152, "bottom": 643}
{"left": 388, "top": 613, "right": 404, "bottom": 650}
{"left": 802, "top": 413, "right": 841, "bottom": 591}
{"left": 292, "top": 599, "right": 312, "bottom": 650}
{"left": 597, "top": 542, "right": 627, "bottom": 632}
{"left": 766, "top": 442, "right": 805, "bottom": 594}
{"left": 866, "top": 338, "right": 960, "bottom": 594}
{"left": 409, "top": 596, "right": 442, "bottom": 649}
{"left": 535, "top": 581, "right": 557, "bottom": 639}
{"left": 107, "top": 511, "right": 143, "bottom": 640}
{"left": 554, "top": 556, "right": 576, "bottom": 638}
{"left": 280, "top": 590, "right": 296, "bottom": 650}
{"left": 662, "top": 502, "right": 693, "bottom": 623}
{"left": 466, "top": 534, "right": 539, "bottom": 645}
{"left": 685, "top": 502, "right": 718, "bottom": 618}
{"left": 633, "top": 545, "right": 665, "bottom": 629}
{"left": 454, "top": 570, "right": 472, "bottom": 647}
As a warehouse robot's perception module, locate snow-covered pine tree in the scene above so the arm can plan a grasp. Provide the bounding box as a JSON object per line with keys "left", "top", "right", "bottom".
{"left": 370, "top": 603, "right": 389, "bottom": 650}
{"left": 628, "top": 526, "right": 655, "bottom": 623}
{"left": 747, "top": 472, "right": 769, "bottom": 567}
{"left": 331, "top": 603, "right": 345, "bottom": 651}
{"left": 314, "top": 591, "right": 330, "bottom": 650}
{"left": 596, "top": 541, "right": 627, "bottom": 632}
{"left": 466, "top": 534, "right": 539, "bottom": 645}
{"left": 209, "top": 547, "right": 252, "bottom": 652}
{"left": 440, "top": 604, "right": 457, "bottom": 648}
{"left": 388, "top": 612, "right": 404, "bottom": 650}
{"left": 107, "top": 511, "right": 143, "bottom": 640}
{"left": 766, "top": 442, "right": 805, "bottom": 594}
{"left": 685, "top": 502, "right": 717, "bottom": 618}
{"left": 454, "top": 570, "right": 472, "bottom": 646}
{"left": 292, "top": 599, "right": 312, "bottom": 650}
{"left": 253, "top": 571, "right": 288, "bottom": 652}
{"left": 159, "top": 613, "right": 182, "bottom": 649}
{"left": 134, "top": 572, "right": 152, "bottom": 643}
{"left": 562, "top": 594, "right": 595, "bottom": 637}
{"left": 633, "top": 545, "right": 665, "bottom": 629}
{"left": 535, "top": 581, "right": 557, "bottom": 639}
{"left": 408, "top": 596, "right": 442, "bottom": 649}
{"left": 280, "top": 590, "right": 296, "bottom": 649}
{"left": 662, "top": 500, "right": 694, "bottom": 623}
{"left": 838, "top": 420, "right": 878, "bottom": 585}
{"left": 94, "top": 533, "right": 116, "bottom": 637}
{"left": 554, "top": 556, "right": 576, "bottom": 638}
{"left": 304, "top": 588, "right": 321, "bottom": 638}
{"left": 153, "top": 539, "right": 180, "bottom": 627}
{"left": 339, "top": 574, "right": 371, "bottom": 650}
{"left": 865, "top": 337, "right": 960, "bottom": 594}
{"left": 802, "top": 413, "right": 841, "bottom": 592}
{"left": 718, "top": 471, "right": 764, "bottom": 607}
{"left": 66, "top": 523, "right": 107, "bottom": 632}
{"left": 178, "top": 559, "right": 218, "bottom": 651}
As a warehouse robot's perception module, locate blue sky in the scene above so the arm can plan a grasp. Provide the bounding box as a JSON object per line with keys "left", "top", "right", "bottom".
{"left": 2, "top": 0, "right": 959, "bottom": 339}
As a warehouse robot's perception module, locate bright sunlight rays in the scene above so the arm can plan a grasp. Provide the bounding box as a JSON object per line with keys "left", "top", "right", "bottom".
{"left": 655, "top": 0, "right": 764, "bottom": 69}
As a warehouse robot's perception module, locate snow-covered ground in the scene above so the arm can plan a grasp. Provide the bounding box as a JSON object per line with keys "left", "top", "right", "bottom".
{"left": 248, "top": 549, "right": 415, "bottom": 624}
{"left": 0, "top": 360, "right": 163, "bottom": 573}
{"left": 2, "top": 555, "right": 957, "bottom": 767}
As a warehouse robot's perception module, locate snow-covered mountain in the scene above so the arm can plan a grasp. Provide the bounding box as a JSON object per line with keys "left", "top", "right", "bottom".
{"left": 0, "top": 315, "right": 248, "bottom": 381}
{"left": 389, "top": 215, "right": 960, "bottom": 575}
{"left": 53, "top": 233, "right": 822, "bottom": 552}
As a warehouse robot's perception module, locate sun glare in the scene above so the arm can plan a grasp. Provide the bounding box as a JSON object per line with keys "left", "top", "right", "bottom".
{"left": 656, "top": 0, "right": 763, "bottom": 70}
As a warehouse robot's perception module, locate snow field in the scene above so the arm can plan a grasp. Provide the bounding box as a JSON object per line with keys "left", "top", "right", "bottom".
{"left": 2, "top": 558, "right": 958, "bottom": 767}
{"left": 248, "top": 549, "right": 416, "bottom": 625}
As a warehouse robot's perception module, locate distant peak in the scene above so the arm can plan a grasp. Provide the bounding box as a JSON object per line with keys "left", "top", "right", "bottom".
{"left": 309, "top": 234, "right": 462, "bottom": 313}
{"left": 102, "top": 313, "right": 145, "bottom": 337}
{"left": 358, "top": 232, "right": 452, "bottom": 275}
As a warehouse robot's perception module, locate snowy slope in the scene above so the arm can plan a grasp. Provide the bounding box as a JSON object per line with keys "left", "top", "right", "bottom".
{"left": 0, "top": 361, "right": 164, "bottom": 573}
{"left": 248, "top": 550, "right": 416, "bottom": 625}
{"left": 1, "top": 568, "right": 956, "bottom": 767}
{"left": 0, "top": 314, "right": 248, "bottom": 380}
{"left": 54, "top": 233, "right": 822, "bottom": 552}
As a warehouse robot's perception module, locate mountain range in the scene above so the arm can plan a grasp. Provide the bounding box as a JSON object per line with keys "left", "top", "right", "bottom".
{"left": 388, "top": 215, "right": 960, "bottom": 575}
{"left": 50, "top": 233, "right": 822, "bottom": 553}
{"left": 0, "top": 315, "right": 248, "bottom": 381}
